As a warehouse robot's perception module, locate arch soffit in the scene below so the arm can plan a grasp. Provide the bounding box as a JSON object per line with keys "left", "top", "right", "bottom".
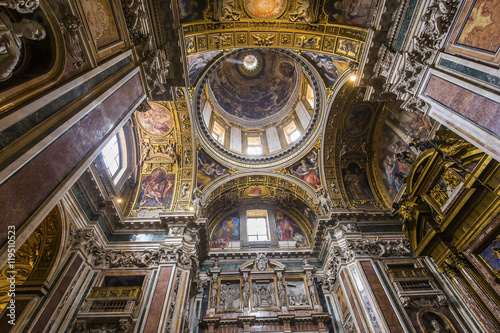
{"left": 200, "top": 171, "right": 319, "bottom": 205}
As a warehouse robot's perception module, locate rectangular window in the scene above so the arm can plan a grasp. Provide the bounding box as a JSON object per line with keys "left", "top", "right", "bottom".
{"left": 212, "top": 121, "right": 225, "bottom": 144}
{"left": 247, "top": 136, "right": 262, "bottom": 155}
{"left": 102, "top": 135, "right": 120, "bottom": 177}
{"left": 306, "top": 83, "right": 315, "bottom": 108}
{"left": 283, "top": 121, "right": 300, "bottom": 144}
{"left": 247, "top": 210, "right": 269, "bottom": 241}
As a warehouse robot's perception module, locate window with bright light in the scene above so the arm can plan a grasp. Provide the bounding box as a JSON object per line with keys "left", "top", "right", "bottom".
{"left": 247, "top": 210, "right": 269, "bottom": 241}
{"left": 247, "top": 136, "right": 262, "bottom": 155}
{"left": 102, "top": 135, "right": 121, "bottom": 177}
{"left": 306, "top": 83, "right": 315, "bottom": 108}
{"left": 284, "top": 121, "right": 300, "bottom": 144}
{"left": 212, "top": 121, "right": 225, "bottom": 144}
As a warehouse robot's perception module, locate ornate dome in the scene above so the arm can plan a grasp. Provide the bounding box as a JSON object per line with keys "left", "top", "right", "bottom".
{"left": 208, "top": 49, "right": 300, "bottom": 126}
{"left": 193, "top": 48, "right": 325, "bottom": 169}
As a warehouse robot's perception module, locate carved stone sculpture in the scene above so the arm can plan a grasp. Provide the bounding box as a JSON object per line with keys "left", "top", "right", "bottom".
{"left": 242, "top": 273, "right": 250, "bottom": 308}
{"left": 59, "top": 7, "right": 86, "bottom": 69}
{"left": 0, "top": 12, "right": 46, "bottom": 81}
{"left": 215, "top": 0, "right": 240, "bottom": 21}
{"left": 254, "top": 253, "right": 268, "bottom": 271}
{"left": 306, "top": 271, "right": 317, "bottom": 306}
{"left": 180, "top": 183, "right": 190, "bottom": 198}
{"left": 317, "top": 190, "right": 332, "bottom": 216}
{"left": 183, "top": 150, "right": 191, "bottom": 165}
{"left": 289, "top": 0, "right": 317, "bottom": 26}
{"left": 191, "top": 191, "right": 203, "bottom": 218}
{"left": 210, "top": 273, "right": 218, "bottom": 308}
{"left": 0, "top": 0, "right": 39, "bottom": 13}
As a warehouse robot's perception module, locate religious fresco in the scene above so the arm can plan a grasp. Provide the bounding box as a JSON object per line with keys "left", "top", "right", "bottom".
{"left": 344, "top": 104, "right": 372, "bottom": 137}
{"left": 211, "top": 213, "right": 240, "bottom": 249}
{"left": 291, "top": 198, "right": 316, "bottom": 225}
{"left": 134, "top": 168, "right": 175, "bottom": 209}
{"left": 79, "top": 0, "right": 121, "bottom": 49}
{"left": 303, "top": 52, "right": 349, "bottom": 87}
{"left": 479, "top": 235, "right": 500, "bottom": 273}
{"left": 244, "top": 185, "right": 270, "bottom": 197}
{"left": 377, "top": 109, "right": 434, "bottom": 199}
{"left": 209, "top": 50, "right": 298, "bottom": 120}
{"left": 275, "top": 211, "right": 308, "bottom": 247}
{"left": 378, "top": 123, "right": 412, "bottom": 197}
{"left": 457, "top": 0, "right": 500, "bottom": 53}
{"left": 324, "top": 0, "right": 377, "bottom": 27}
{"left": 244, "top": 0, "right": 287, "bottom": 19}
{"left": 178, "top": 0, "right": 207, "bottom": 22}
{"left": 187, "top": 51, "right": 222, "bottom": 85}
{"left": 136, "top": 102, "right": 174, "bottom": 136}
{"left": 197, "top": 149, "right": 229, "bottom": 190}
{"left": 342, "top": 162, "right": 374, "bottom": 201}
{"left": 288, "top": 148, "right": 321, "bottom": 189}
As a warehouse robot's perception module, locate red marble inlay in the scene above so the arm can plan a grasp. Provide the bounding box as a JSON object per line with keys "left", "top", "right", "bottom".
{"left": 424, "top": 75, "right": 500, "bottom": 136}
{"left": 340, "top": 270, "right": 367, "bottom": 333}
{"left": 144, "top": 266, "right": 173, "bottom": 333}
{"left": 0, "top": 74, "right": 143, "bottom": 246}
{"left": 360, "top": 261, "right": 403, "bottom": 333}
{"left": 31, "top": 255, "right": 83, "bottom": 333}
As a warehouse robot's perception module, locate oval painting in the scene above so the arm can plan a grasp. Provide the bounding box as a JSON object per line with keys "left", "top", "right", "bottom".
{"left": 244, "top": 186, "right": 270, "bottom": 197}
{"left": 245, "top": 0, "right": 287, "bottom": 19}
{"left": 344, "top": 104, "right": 372, "bottom": 137}
{"left": 136, "top": 102, "right": 174, "bottom": 136}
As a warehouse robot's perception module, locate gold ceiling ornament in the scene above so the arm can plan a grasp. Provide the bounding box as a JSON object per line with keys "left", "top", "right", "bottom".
{"left": 187, "top": 87, "right": 196, "bottom": 98}
{"left": 181, "top": 19, "right": 366, "bottom": 61}
{"left": 0, "top": 206, "right": 61, "bottom": 312}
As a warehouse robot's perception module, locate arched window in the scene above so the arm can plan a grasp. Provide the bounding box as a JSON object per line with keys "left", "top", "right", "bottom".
{"left": 102, "top": 135, "right": 121, "bottom": 179}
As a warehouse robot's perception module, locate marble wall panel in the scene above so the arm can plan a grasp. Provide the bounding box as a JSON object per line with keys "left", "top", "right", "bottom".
{"left": 31, "top": 255, "right": 83, "bottom": 333}
{"left": 144, "top": 266, "right": 173, "bottom": 333}
{"left": 424, "top": 75, "right": 500, "bottom": 137}
{"left": 360, "top": 261, "right": 403, "bottom": 333}
{"left": 0, "top": 74, "right": 143, "bottom": 246}
{"left": 340, "top": 269, "right": 367, "bottom": 333}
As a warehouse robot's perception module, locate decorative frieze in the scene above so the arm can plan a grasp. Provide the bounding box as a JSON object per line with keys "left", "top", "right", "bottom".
{"left": 75, "top": 229, "right": 198, "bottom": 269}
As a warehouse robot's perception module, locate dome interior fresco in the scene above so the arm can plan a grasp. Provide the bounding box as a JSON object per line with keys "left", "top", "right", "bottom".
{"left": 207, "top": 49, "right": 300, "bottom": 124}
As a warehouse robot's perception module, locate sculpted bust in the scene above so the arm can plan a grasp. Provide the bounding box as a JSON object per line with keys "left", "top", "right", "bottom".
{"left": 0, "top": 11, "right": 46, "bottom": 81}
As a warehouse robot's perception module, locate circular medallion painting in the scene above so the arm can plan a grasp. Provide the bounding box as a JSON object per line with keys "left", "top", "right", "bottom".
{"left": 136, "top": 102, "right": 174, "bottom": 136}
{"left": 344, "top": 104, "right": 372, "bottom": 137}
{"left": 244, "top": 0, "right": 287, "bottom": 19}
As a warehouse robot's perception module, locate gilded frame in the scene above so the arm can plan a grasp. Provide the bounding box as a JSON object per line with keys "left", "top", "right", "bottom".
{"left": 283, "top": 275, "right": 312, "bottom": 310}
{"left": 217, "top": 277, "right": 242, "bottom": 313}
{"left": 250, "top": 276, "right": 280, "bottom": 311}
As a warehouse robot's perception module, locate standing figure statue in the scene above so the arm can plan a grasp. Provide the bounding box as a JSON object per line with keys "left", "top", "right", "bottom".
{"left": 191, "top": 190, "right": 203, "bottom": 218}
{"left": 317, "top": 190, "right": 332, "bottom": 216}
{"left": 0, "top": 11, "right": 46, "bottom": 81}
